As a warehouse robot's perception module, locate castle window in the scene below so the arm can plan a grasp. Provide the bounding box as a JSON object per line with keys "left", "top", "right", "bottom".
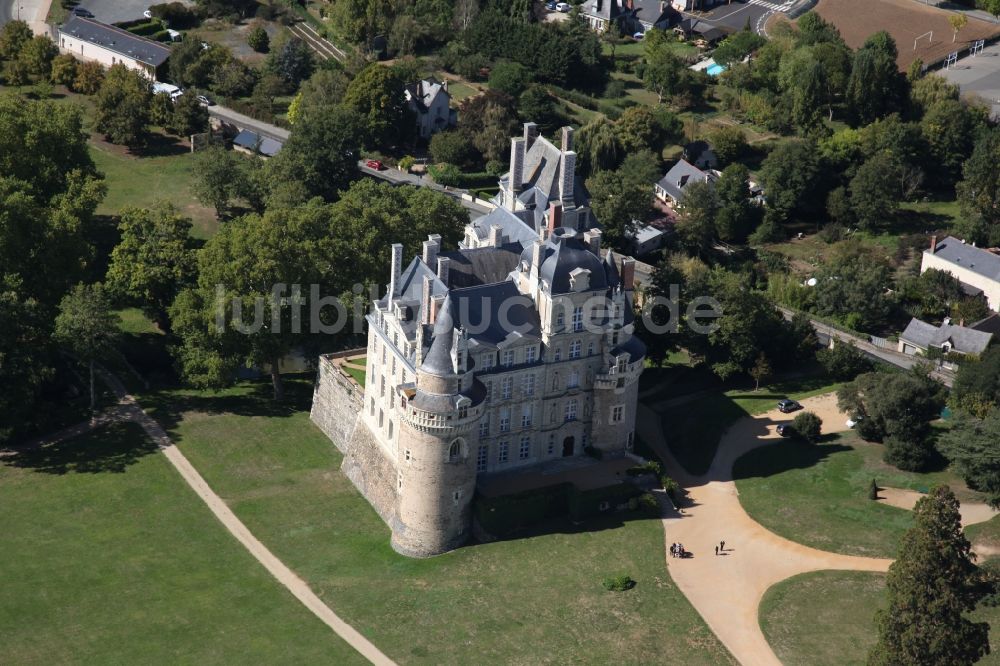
{"left": 379, "top": 409, "right": 384, "bottom": 428}
{"left": 617, "top": 357, "right": 627, "bottom": 372}
{"left": 405, "top": 449, "right": 411, "bottom": 461}
{"left": 521, "top": 405, "right": 533, "bottom": 428}
{"left": 519, "top": 436, "right": 531, "bottom": 459}
{"left": 370, "top": 398, "right": 375, "bottom": 416}
{"left": 567, "top": 371, "right": 580, "bottom": 389}
{"left": 572, "top": 306, "right": 584, "bottom": 332}
{"left": 612, "top": 332, "right": 619, "bottom": 345}
{"left": 498, "top": 441, "right": 509, "bottom": 463}
{"left": 526, "top": 346, "right": 537, "bottom": 363}
{"left": 569, "top": 340, "right": 581, "bottom": 359}
{"left": 453, "top": 491, "right": 461, "bottom": 501}
{"left": 551, "top": 372, "right": 559, "bottom": 391}
{"left": 499, "top": 408, "right": 510, "bottom": 432}
{"left": 479, "top": 418, "right": 490, "bottom": 437}
{"left": 611, "top": 405, "right": 624, "bottom": 423}
{"left": 380, "top": 376, "right": 385, "bottom": 397}
{"left": 627, "top": 432, "right": 635, "bottom": 449}
{"left": 486, "top": 380, "right": 493, "bottom": 401}
{"left": 388, "top": 421, "right": 394, "bottom": 439}
{"left": 477, "top": 445, "right": 488, "bottom": 472}
{"left": 481, "top": 354, "right": 494, "bottom": 370}
{"left": 565, "top": 399, "right": 578, "bottom": 422}
{"left": 501, "top": 349, "right": 514, "bottom": 367}
{"left": 547, "top": 435, "right": 555, "bottom": 455}
{"left": 448, "top": 439, "right": 462, "bottom": 462}
{"left": 459, "top": 405, "right": 469, "bottom": 419}
{"left": 556, "top": 310, "right": 565, "bottom": 329}
{"left": 522, "top": 374, "right": 535, "bottom": 397}
{"left": 554, "top": 347, "right": 562, "bottom": 362}
{"left": 588, "top": 341, "right": 595, "bottom": 356}
{"left": 391, "top": 357, "right": 396, "bottom": 375}
{"left": 501, "top": 377, "right": 512, "bottom": 400}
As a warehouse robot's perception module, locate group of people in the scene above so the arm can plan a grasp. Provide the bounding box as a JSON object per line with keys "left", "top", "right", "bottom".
{"left": 669, "top": 543, "right": 687, "bottom": 558}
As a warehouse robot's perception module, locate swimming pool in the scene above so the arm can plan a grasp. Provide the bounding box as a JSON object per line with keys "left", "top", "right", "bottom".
{"left": 706, "top": 63, "right": 727, "bottom": 77}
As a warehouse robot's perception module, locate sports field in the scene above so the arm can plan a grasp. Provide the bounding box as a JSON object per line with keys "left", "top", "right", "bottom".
{"left": 810, "top": 0, "right": 1000, "bottom": 70}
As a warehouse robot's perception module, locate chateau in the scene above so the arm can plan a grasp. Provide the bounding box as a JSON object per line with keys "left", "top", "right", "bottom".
{"left": 311, "top": 125, "right": 646, "bottom": 558}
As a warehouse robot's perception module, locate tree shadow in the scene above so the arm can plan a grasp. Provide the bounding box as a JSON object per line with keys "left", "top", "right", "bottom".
{"left": 131, "top": 132, "right": 190, "bottom": 158}
{"left": 3, "top": 420, "right": 158, "bottom": 475}
{"left": 732, "top": 439, "right": 852, "bottom": 482}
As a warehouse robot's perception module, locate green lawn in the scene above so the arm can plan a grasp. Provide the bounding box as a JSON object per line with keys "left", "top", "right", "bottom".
{"left": 136, "top": 379, "right": 734, "bottom": 665}
{"left": 734, "top": 432, "right": 973, "bottom": 558}
{"left": 661, "top": 371, "right": 843, "bottom": 476}
{"left": 343, "top": 364, "right": 366, "bottom": 386}
{"left": 759, "top": 570, "right": 1000, "bottom": 665}
{"left": 89, "top": 142, "right": 219, "bottom": 239}
{"left": 0, "top": 420, "right": 365, "bottom": 664}
{"left": 445, "top": 80, "right": 480, "bottom": 102}
{"left": 968, "top": 514, "right": 1000, "bottom": 556}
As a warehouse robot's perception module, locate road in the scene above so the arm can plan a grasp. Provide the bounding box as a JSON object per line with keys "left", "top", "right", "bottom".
{"left": 207, "top": 105, "right": 290, "bottom": 142}
{"left": 357, "top": 162, "right": 495, "bottom": 216}
{"left": 1, "top": 0, "right": 51, "bottom": 35}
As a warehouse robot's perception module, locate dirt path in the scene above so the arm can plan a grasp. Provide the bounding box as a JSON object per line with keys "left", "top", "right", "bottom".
{"left": 11, "top": 371, "right": 395, "bottom": 666}
{"left": 638, "top": 394, "right": 892, "bottom": 666}
{"left": 876, "top": 486, "right": 999, "bottom": 527}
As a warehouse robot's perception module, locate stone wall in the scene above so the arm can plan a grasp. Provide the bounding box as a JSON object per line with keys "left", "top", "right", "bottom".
{"left": 310, "top": 353, "right": 399, "bottom": 528}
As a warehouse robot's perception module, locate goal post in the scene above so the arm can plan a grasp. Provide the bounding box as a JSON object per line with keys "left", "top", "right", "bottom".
{"left": 914, "top": 30, "right": 933, "bottom": 51}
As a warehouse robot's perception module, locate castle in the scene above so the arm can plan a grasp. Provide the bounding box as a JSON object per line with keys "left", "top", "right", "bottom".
{"left": 311, "top": 125, "right": 645, "bottom": 557}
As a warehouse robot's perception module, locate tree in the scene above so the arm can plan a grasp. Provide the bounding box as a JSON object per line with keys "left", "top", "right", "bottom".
{"left": 643, "top": 30, "right": 690, "bottom": 104}
{"left": 911, "top": 73, "right": 960, "bottom": 115}
{"left": 940, "top": 410, "right": 1000, "bottom": 508}
{"left": 616, "top": 106, "right": 664, "bottom": 154}
{"left": 758, "top": 140, "right": 822, "bottom": 224}
{"left": 923, "top": 99, "right": 981, "bottom": 186}
{"left": 817, "top": 341, "right": 872, "bottom": 380}
{"left": 850, "top": 153, "right": 899, "bottom": 230}
{"left": 191, "top": 146, "right": 242, "bottom": 217}
{"left": 952, "top": 346, "right": 1000, "bottom": 417}
{"left": 575, "top": 116, "right": 624, "bottom": 176}
{"left": 949, "top": 13, "right": 969, "bottom": 43}
{"left": 50, "top": 53, "right": 77, "bottom": 86}
{"left": 247, "top": 23, "right": 270, "bottom": 53}
{"left": 0, "top": 20, "right": 31, "bottom": 61}
{"left": 265, "top": 104, "right": 363, "bottom": 202}
{"left": 792, "top": 411, "right": 822, "bottom": 442}
{"left": 712, "top": 29, "right": 766, "bottom": 67}
{"left": 267, "top": 38, "right": 314, "bottom": 89}
{"left": 847, "top": 32, "right": 907, "bottom": 125}
{"left": 458, "top": 91, "right": 520, "bottom": 164}
{"left": 429, "top": 130, "right": 479, "bottom": 170}
{"left": 708, "top": 126, "right": 747, "bottom": 165}
{"left": 94, "top": 64, "right": 152, "bottom": 148}
{"left": 586, "top": 169, "right": 653, "bottom": 253}
{"left": 814, "top": 243, "right": 893, "bottom": 331}
{"left": 170, "top": 91, "right": 209, "bottom": 137}
{"left": 105, "top": 204, "right": 198, "bottom": 329}
{"left": 674, "top": 181, "right": 719, "bottom": 257}
{"left": 488, "top": 60, "right": 531, "bottom": 96}
{"left": 343, "top": 64, "right": 414, "bottom": 148}
{"left": 518, "top": 85, "right": 561, "bottom": 131}
{"left": 870, "top": 485, "right": 989, "bottom": 665}
{"left": 714, "top": 163, "right": 760, "bottom": 243}
{"left": 750, "top": 353, "right": 771, "bottom": 390}
{"left": 957, "top": 126, "right": 1000, "bottom": 246}
{"left": 19, "top": 35, "right": 58, "bottom": 78}
{"left": 54, "top": 283, "right": 119, "bottom": 412}
{"left": 73, "top": 60, "right": 104, "bottom": 94}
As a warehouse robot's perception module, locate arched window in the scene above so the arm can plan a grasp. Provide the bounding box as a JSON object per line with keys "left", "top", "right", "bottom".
{"left": 448, "top": 439, "right": 463, "bottom": 462}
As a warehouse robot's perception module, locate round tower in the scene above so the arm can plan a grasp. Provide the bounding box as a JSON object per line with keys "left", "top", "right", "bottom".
{"left": 392, "top": 310, "right": 483, "bottom": 557}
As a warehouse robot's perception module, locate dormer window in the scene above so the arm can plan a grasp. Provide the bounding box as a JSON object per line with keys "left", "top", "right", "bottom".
{"left": 556, "top": 310, "right": 565, "bottom": 329}
{"left": 569, "top": 268, "right": 591, "bottom": 292}
{"left": 502, "top": 349, "right": 515, "bottom": 367}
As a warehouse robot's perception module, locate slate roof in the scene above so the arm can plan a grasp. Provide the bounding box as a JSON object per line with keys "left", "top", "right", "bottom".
{"left": 441, "top": 242, "right": 524, "bottom": 289}
{"left": 468, "top": 206, "right": 540, "bottom": 245}
{"left": 59, "top": 16, "right": 171, "bottom": 67}
{"left": 900, "top": 317, "right": 994, "bottom": 355}
{"left": 501, "top": 134, "right": 587, "bottom": 207}
{"left": 233, "top": 130, "right": 283, "bottom": 157}
{"left": 927, "top": 236, "right": 1000, "bottom": 284}
{"left": 656, "top": 159, "right": 714, "bottom": 201}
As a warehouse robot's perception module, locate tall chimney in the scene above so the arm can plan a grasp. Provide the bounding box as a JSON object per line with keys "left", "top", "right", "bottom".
{"left": 559, "top": 151, "right": 576, "bottom": 207}
{"left": 489, "top": 224, "right": 504, "bottom": 247}
{"left": 509, "top": 137, "right": 526, "bottom": 211}
{"left": 430, "top": 295, "right": 444, "bottom": 325}
{"left": 561, "top": 126, "right": 574, "bottom": 153}
{"left": 388, "top": 243, "right": 403, "bottom": 298}
{"left": 548, "top": 202, "right": 563, "bottom": 235}
{"left": 530, "top": 238, "right": 545, "bottom": 279}
{"left": 584, "top": 229, "right": 602, "bottom": 256}
{"left": 437, "top": 256, "right": 451, "bottom": 286}
{"left": 621, "top": 257, "right": 635, "bottom": 291}
{"left": 421, "top": 275, "right": 433, "bottom": 325}
{"left": 422, "top": 237, "right": 439, "bottom": 266}
{"left": 930, "top": 235, "right": 938, "bottom": 253}
{"left": 523, "top": 122, "right": 539, "bottom": 150}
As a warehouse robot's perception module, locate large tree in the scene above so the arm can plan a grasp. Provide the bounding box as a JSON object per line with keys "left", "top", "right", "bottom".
{"left": 847, "top": 31, "right": 907, "bottom": 125}
{"left": 54, "top": 283, "right": 120, "bottom": 412}
{"left": 870, "top": 485, "right": 989, "bottom": 665}
{"left": 105, "top": 204, "right": 198, "bottom": 329}
{"left": 850, "top": 153, "right": 899, "bottom": 230}
{"left": 94, "top": 64, "right": 153, "bottom": 148}
{"left": 940, "top": 410, "right": 1000, "bottom": 508}
{"left": 758, "top": 140, "right": 822, "bottom": 224}
{"left": 343, "top": 64, "right": 414, "bottom": 148}
{"left": 952, "top": 346, "right": 1000, "bottom": 417}
{"left": 956, "top": 126, "right": 1000, "bottom": 246}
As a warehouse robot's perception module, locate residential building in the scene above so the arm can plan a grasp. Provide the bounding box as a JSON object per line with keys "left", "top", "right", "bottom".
{"left": 57, "top": 16, "right": 170, "bottom": 80}
{"left": 682, "top": 140, "right": 718, "bottom": 170}
{"left": 898, "top": 317, "right": 993, "bottom": 357}
{"left": 920, "top": 236, "right": 1000, "bottom": 311}
{"left": 462, "top": 123, "right": 596, "bottom": 250}
{"left": 404, "top": 78, "right": 457, "bottom": 139}
{"left": 655, "top": 158, "right": 719, "bottom": 205}
{"left": 582, "top": 0, "right": 676, "bottom": 33}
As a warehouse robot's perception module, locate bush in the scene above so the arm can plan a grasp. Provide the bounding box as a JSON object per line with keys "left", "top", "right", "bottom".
{"left": 398, "top": 155, "right": 415, "bottom": 172}
{"left": 604, "top": 79, "right": 626, "bottom": 99}
{"left": 818, "top": 221, "right": 846, "bottom": 244}
{"left": 817, "top": 341, "right": 872, "bottom": 380}
{"left": 602, "top": 574, "right": 636, "bottom": 591}
{"left": 488, "top": 60, "right": 531, "bottom": 97}
{"left": 868, "top": 478, "right": 879, "bottom": 500}
{"left": 429, "top": 130, "right": 479, "bottom": 170}
{"left": 661, "top": 476, "right": 680, "bottom": 500}
{"left": 792, "top": 411, "right": 822, "bottom": 442}
{"left": 637, "top": 492, "right": 658, "bottom": 513}
{"left": 247, "top": 24, "right": 269, "bottom": 53}
{"left": 883, "top": 435, "right": 936, "bottom": 472}
{"left": 708, "top": 125, "right": 747, "bottom": 165}
{"left": 49, "top": 53, "right": 77, "bottom": 86}
{"left": 149, "top": 2, "right": 198, "bottom": 29}
{"left": 626, "top": 460, "right": 662, "bottom": 476}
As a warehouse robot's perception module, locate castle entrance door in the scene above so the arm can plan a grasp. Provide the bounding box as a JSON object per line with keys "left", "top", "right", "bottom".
{"left": 562, "top": 436, "right": 575, "bottom": 457}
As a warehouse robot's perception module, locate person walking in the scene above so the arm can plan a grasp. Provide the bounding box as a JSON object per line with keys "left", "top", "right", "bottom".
{"left": 720, "top": 540, "right": 726, "bottom": 552}
{"left": 714, "top": 545, "right": 718, "bottom": 556}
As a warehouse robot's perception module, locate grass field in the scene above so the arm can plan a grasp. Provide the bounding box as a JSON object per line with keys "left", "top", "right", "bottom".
{"left": 136, "top": 379, "right": 734, "bottom": 665}
{"left": 759, "top": 570, "right": 1000, "bottom": 665}
{"left": 660, "top": 371, "right": 843, "bottom": 476}
{"left": 0, "top": 420, "right": 364, "bottom": 664}
{"left": 734, "top": 431, "right": 974, "bottom": 558}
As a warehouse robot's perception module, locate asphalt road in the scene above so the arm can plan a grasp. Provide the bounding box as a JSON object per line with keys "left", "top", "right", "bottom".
{"left": 74, "top": 0, "right": 150, "bottom": 24}
{"left": 686, "top": 0, "right": 795, "bottom": 35}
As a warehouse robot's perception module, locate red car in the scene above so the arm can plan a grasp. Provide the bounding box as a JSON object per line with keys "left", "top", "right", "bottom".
{"left": 365, "top": 159, "right": 385, "bottom": 170}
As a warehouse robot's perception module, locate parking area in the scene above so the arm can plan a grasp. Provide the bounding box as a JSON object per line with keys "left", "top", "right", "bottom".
{"left": 939, "top": 43, "right": 1000, "bottom": 119}
{"left": 74, "top": 0, "right": 151, "bottom": 24}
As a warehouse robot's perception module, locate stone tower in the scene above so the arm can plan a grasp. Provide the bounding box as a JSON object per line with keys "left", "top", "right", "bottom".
{"left": 392, "top": 305, "right": 483, "bottom": 557}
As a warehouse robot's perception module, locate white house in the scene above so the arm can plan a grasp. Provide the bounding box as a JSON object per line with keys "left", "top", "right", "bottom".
{"left": 654, "top": 159, "right": 719, "bottom": 205}
{"left": 58, "top": 16, "right": 171, "bottom": 81}
{"left": 404, "top": 78, "right": 457, "bottom": 140}
{"left": 920, "top": 236, "right": 1000, "bottom": 311}
{"left": 898, "top": 317, "right": 993, "bottom": 357}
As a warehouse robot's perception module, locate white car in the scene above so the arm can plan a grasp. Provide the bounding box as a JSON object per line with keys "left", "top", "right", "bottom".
{"left": 143, "top": 9, "right": 153, "bottom": 19}
{"left": 556, "top": 2, "right": 571, "bottom": 11}
{"left": 846, "top": 416, "right": 862, "bottom": 429}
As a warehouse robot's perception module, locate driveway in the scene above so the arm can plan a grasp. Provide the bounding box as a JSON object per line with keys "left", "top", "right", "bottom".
{"left": 74, "top": 0, "right": 151, "bottom": 24}
{"left": 685, "top": 0, "right": 795, "bottom": 35}
{"left": 1, "top": 0, "right": 52, "bottom": 34}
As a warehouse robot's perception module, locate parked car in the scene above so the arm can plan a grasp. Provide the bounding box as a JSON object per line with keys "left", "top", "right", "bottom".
{"left": 143, "top": 9, "right": 153, "bottom": 18}
{"left": 556, "top": 2, "right": 571, "bottom": 11}
{"left": 545, "top": 0, "right": 557, "bottom": 9}
{"left": 365, "top": 159, "right": 385, "bottom": 170}
{"left": 776, "top": 424, "right": 793, "bottom": 437}
{"left": 633, "top": 32, "right": 644, "bottom": 40}
{"left": 196, "top": 94, "right": 214, "bottom": 106}
{"left": 777, "top": 399, "right": 801, "bottom": 413}
{"left": 846, "top": 415, "right": 863, "bottom": 429}
{"left": 72, "top": 7, "right": 95, "bottom": 17}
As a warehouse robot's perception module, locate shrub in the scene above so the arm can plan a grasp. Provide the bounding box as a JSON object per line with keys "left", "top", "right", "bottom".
{"left": 604, "top": 79, "right": 626, "bottom": 98}
{"left": 50, "top": 53, "right": 77, "bottom": 86}
{"left": 792, "top": 411, "right": 822, "bottom": 442}
{"left": 247, "top": 24, "right": 270, "bottom": 53}
{"left": 818, "top": 221, "right": 846, "bottom": 244}
{"left": 429, "top": 130, "right": 479, "bottom": 170}
{"left": 149, "top": 2, "right": 198, "bottom": 29}
{"left": 602, "top": 574, "right": 636, "bottom": 591}
{"left": 883, "top": 435, "right": 936, "bottom": 472}
{"left": 637, "top": 492, "right": 659, "bottom": 513}
{"left": 868, "top": 478, "right": 879, "bottom": 500}
{"left": 72, "top": 60, "right": 104, "bottom": 94}
{"left": 398, "top": 155, "right": 415, "bottom": 172}
{"left": 626, "top": 461, "right": 662, "bottom": 476}
{"left": 488, "top": 60, "right": 531, "bottom": 97}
